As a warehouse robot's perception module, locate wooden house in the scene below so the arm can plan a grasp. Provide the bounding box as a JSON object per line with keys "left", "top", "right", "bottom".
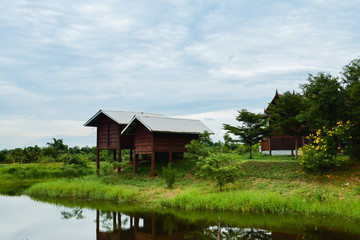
{"left": 261, "top": 90, "right": 305, "bottom": 155}
{"left": 85, "top": 110, "right": 213, "bottom": 176}
{"left": 84, "top": 110, "right": 165, "bottom": 172}
{"left": 122, "top": 115, "right": 213, "bottom": 177}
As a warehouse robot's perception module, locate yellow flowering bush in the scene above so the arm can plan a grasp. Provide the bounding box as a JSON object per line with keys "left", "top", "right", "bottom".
{"left": 299, "top": 121, "right": 353, "bottom": 172}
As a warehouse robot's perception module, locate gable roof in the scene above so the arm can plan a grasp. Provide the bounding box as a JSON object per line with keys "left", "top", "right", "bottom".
{"left": 121, "top": 115, "right": 214, "bottom": 135}
{"left": 84, "top": 110, "right": 165, "bottom": 127}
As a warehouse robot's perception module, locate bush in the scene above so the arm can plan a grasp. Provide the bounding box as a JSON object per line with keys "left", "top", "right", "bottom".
{"left": 299, "top": 121, "right": 353, "bottom": 172}
{"left": 196, "top": 153, "right": 242, "bottom": 191}
{"left": 162, "top": 164, "right": 178, "bottom": 188}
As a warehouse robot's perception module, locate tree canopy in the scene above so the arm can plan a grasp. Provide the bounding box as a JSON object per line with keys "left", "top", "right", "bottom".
{"left": 223, "top": 109, "right": 268, "bottom": 159}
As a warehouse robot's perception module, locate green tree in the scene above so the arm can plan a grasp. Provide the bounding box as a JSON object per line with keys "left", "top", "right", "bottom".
{"left": 185, "top": 131, "right": 213, "bottom": 160}
{"left": 341, "top": 57, "right": 360, "bottom": 160}
{"left": 266, "top": 92, "right": 307, "bottom": 159}
{"left": 223, "top": 109, "right": 268, "bottom": 159}
{"left": 46, "top": 138, "right": 68, "bottom": 160}
{"left": 196, "top": 153, "right": 242, "bottom": 191}
{"left": 300, "top": 72, "right": 345, "bottom": 129}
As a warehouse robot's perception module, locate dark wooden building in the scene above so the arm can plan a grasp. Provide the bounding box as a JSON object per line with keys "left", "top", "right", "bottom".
{"left": 84, "top": 110, "right": 165, "bottom": 172}
{"left": 85, "top": 110, "right": 213, "bottom": 176}
{"left": 261, "top": 90, "right": 305, "bottom": 155}
{"left": 122, "top": 115, "right": 213, "bottom": 177}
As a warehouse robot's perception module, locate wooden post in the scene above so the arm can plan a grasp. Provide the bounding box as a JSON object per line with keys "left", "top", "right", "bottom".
{"left": 96, "top": 148, "right": 100, "bottom": 175}
{"left": 96, "top": 210, "right": 100, "bottom": 239}
{"left": 113, "top": 149, "right": 117, "bottom": 161}
{"left": 134, "top": 154, "right": 138, "bottom": 174}
{"left": 118, "top": 212, "right": 121, "bottom": 230}
{"left": 117, "top": 148, "right": 122, "bottom": 173}
{"left": 151, "top": 152, "right": 155, "bottom": 178}
{"left": 113, "top": 212, "right": 117, "bottom": 231}
{"left": 269, "top": 137, "right": 272, "bottom": 156}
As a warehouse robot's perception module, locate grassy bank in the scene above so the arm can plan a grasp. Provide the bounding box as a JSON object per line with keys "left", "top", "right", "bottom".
{"left": 24, "top": 155, "right": 360, "bottom": 220}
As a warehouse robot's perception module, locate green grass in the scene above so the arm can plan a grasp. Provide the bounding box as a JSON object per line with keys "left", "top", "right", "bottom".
{"left": 6, "top": 155, "right": 360, "bottom": 220}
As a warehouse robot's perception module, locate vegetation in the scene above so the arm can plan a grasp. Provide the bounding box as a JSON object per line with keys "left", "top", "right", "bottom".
{"left": 162, "top": 164, "right": 178, "bottom": 188}
{"left": 266, "top": 91, "right": 308, "bottom": 159}
{"left": 223, "top": 109, "right": 268, "bottom": 159}
{"left": 195, "top": 153, "right": 242, "bottom": 190}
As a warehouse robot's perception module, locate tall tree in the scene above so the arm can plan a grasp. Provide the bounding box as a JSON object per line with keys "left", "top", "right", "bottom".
{"left": 266, "top": 92, "right": 307, "bottom": 159}
{"left": 341, "top": 58, "right": 360, "bottom": 160}
{"left": 300, "top": 72, "right": 345, "bottom": 129}
{"left": 223, "top": 109, "right": 268, "bottom": 159}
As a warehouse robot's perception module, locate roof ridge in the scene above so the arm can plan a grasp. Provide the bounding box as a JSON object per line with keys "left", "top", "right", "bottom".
{"left": 137, "top": 115, "right": 201, "bottom": 122}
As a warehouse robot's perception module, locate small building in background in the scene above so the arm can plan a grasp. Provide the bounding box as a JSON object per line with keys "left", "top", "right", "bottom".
{"left": 261, "top": 90, "right": 305, "bottom": 156}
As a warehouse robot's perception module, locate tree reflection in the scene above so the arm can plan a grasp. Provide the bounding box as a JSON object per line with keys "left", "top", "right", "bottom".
{"left": 61, "top": 208, "right": 84, "bottom": 220}
{"left": 186, "top": 225, "right": 272, "bottom": 240}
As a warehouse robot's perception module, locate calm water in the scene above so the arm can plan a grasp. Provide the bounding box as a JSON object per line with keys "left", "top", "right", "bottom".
{"left": 1, "top": 194, "right": 360, "bottom": 240}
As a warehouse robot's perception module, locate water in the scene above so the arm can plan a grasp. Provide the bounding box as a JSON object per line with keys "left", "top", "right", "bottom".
{"left": 0, "top": 195, "right": 360, "bottom": 239}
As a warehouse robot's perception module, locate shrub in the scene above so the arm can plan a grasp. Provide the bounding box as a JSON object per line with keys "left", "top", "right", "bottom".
{"left": 162, "top": 164, "right": 178, "bottom": 188}
{"left": 299, "top": 121, "right": 353, "bottom": 172}
{"left": 196, "top": 153, "right": 242, "bottom": 191}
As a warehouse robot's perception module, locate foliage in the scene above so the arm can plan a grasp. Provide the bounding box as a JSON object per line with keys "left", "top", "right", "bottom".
{"left": 266, "top": 91, "right": 308, "bottom": 159}
{"left": 223, "top": 109, "right": 268, "bottom": 159}
{"left": 196, "top": 153, "right": 242, "bottom": 190}
{"left": 300, "top": 72, "right": 345, "bottom": 129}
{"left": 162, "top": 164, "right": 178, "bottom": 188}
{"left": 299, "top": 121, "right": 353, "bottom": 172}
{"left": 185, "top": 131, "right": 213, "bottom": 160}
{"left": 341, "top": 57, "right": 360, "bottom": 160}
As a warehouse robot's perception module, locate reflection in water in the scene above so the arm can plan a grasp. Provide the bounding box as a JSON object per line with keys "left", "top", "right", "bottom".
{"left": 1, "top": 195, "right": 360, "bottom": 240}
{"left": 95, "top": 210, "right": 195, "bottom": 240}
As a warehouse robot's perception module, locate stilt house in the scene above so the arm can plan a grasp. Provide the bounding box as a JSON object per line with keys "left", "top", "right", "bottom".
{"left": 261, "top": 90, "right": 305, "bottom": 155}
{"left": 84, "top": 110, "right": 213, "bottom": 177}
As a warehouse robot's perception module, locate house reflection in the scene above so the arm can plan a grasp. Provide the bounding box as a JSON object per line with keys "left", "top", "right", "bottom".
{"left": 95, "top": 210, "right": 195, "bottom": 240}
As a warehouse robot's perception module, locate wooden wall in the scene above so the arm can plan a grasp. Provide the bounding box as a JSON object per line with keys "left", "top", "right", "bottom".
{"left": 134, "top": 124, "right": 153, "bottom": 154}
{"left": 96, "top": 115, "right": 134, "bottom": 150}
{"left": 133, "top": 125, "right": 198, "bottom": 154}
{"left": 261, "top": 135, "right": 304, "bottom": 151}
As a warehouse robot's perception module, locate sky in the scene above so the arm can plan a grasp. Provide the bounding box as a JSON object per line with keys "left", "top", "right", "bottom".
{"left": 1, "top": 0, "right": 359, "bottom": 149}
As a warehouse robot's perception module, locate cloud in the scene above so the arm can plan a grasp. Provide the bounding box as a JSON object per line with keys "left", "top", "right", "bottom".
{"left": 0, "top": 0, "right": 359, "bottom": 148}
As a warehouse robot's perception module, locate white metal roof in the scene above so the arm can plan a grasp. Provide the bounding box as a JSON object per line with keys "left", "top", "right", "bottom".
{"left": 84, "top": 110, "right": 165, "bottom": 127}
{"left": 121, "top": 115, "right": 214, "bottom": 135}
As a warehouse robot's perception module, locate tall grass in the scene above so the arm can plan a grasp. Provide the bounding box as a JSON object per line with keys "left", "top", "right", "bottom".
{"left": 26, "top": 177, "right": 139, "bottom": 202}
{"left": 159, "top": 189, "right": 360, "bottom": 220}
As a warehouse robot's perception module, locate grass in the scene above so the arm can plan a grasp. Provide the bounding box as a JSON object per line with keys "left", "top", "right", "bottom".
{"left": 4, "top": 155, "right": 360, "bottom": 220}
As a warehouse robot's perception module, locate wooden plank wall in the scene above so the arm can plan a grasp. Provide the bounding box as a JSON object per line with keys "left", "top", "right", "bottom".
{"left": 97, "top": 116, "right": 120, "bottom": 149}
{"left": 154, "top": 133, "right": 197, "bottom": 152}
{"left": 134, "top": 124, "right": 153, "bottom": 154}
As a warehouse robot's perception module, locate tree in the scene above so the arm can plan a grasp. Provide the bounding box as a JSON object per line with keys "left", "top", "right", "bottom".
{"left": 300, "top": 72, "right": 345, "bottom": 129}
{"left": 185, "top": 131, "right": 213, "bottom": 160}
{"left": 266, "top": 92, "right": 307, "bottom": 159}
{"left": 223, "top": 109, "right": 268, "bottom": 159}
{"left": 341, "top": 57, "right": 360, "bottom": 160}
{"left": 46, "top": 138, "right": 68, "bottom": 160}
{"left": 196, "top": 153, "right": 242, "bottom": 191}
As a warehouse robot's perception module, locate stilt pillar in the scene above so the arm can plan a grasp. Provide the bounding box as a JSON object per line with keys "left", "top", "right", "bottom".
{"left": 117, "top": 148, "right": 122, "bottom": 173}
{"left": 151, "top": 152, "right": 155, "bottom": 178}
{"left": 96, "top": 148, "right": 100, "bottom": 175}
{"left": 134, "top": 154, "right": 138, "bottom": 174}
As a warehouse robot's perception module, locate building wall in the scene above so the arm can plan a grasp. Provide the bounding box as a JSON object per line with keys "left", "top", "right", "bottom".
{"left": 96, "top": 115, "right": 133, "bottom": 149}
{"left": 97, "top": 116, "right": 121, "bottom": 149}
{"left": 134, "top": 124, "right": 153, "bottom": 154}
{"left": 261, "top": 135, "right": 304, "bottom": 152}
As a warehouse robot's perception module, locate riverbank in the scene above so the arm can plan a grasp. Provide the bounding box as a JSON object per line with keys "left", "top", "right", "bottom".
{"left": 23, "top": 156, "right": 360, "bottom": 221}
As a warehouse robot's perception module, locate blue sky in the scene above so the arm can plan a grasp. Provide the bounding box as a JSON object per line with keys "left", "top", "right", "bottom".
{"left": 1, "top": 0, "right": 359, "bottom": 149}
